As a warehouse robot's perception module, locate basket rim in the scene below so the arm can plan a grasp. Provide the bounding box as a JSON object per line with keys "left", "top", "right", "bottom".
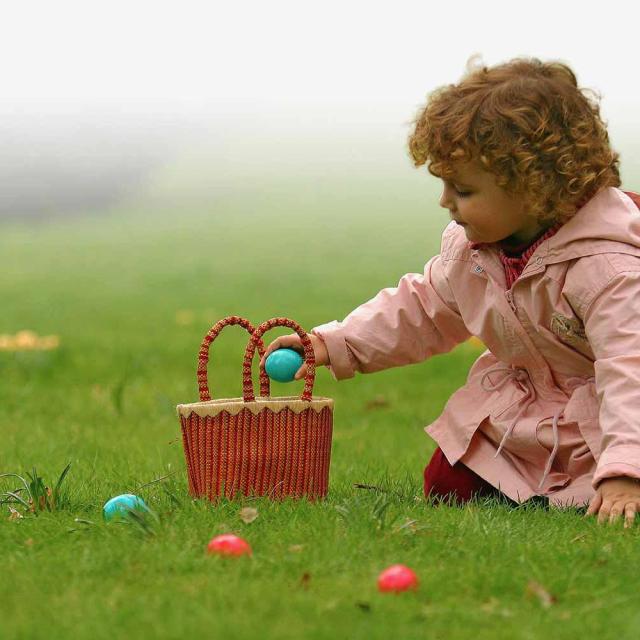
{"left": 176, "top": 395, "right": 334, "bottom": 418}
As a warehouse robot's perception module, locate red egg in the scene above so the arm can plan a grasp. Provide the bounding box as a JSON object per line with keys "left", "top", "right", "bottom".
{"left": 207, "top": 534, "right": 252, "bottom": 557}
{"left": 377, "top": 564, "right": 419, "bottom": 593}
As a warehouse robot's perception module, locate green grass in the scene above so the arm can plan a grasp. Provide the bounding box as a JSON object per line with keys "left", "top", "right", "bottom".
{"left": 2, "top": 177, "right": 640, "bottom": 640}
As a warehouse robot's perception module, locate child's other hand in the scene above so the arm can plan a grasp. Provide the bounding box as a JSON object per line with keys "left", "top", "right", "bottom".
{"left": 259, "top": 333, "right": 330, "bottom": 380}
{"left": 584, "top": 476, "right": 640, "bottom": 528}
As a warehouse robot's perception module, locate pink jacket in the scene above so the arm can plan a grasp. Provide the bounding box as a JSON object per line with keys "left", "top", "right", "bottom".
{"left": 311, "top": 187, "right": 640, "bottom": 507}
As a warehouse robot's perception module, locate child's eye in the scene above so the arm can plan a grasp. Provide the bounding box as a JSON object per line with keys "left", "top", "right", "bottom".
{"left": 455, "top": 189, "right": 471, "bottom": 197}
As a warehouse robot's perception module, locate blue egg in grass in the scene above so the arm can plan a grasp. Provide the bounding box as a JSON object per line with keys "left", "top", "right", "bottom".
{"left": 265, "top": 348, "right": 304, "bottom": 383}
{"left": 103, "top": 493, "right": 149, "bottom": 522}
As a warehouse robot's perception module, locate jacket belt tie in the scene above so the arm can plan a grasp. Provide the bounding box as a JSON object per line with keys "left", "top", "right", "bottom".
{"left": 535, "top": 376, "right": 595, "bottom": 490}
{"left": 480, "top": 365, "right": 595, "bottom": 491}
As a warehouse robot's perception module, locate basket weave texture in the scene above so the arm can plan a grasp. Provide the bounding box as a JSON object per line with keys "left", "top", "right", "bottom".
{"left": 176, "top": 316, "right": 334, "bottom": 500}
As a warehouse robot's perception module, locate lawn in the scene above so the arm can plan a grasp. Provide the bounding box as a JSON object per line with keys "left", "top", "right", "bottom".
{"left": 2, "top": 174, "right": 639, "bottom": 639}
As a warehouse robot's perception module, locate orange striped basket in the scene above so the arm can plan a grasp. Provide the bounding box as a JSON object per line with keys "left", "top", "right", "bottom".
{"left": 176, "top": 316, "right": 334, "bottom": 500}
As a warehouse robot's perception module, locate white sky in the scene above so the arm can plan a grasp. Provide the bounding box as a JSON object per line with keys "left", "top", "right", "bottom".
{"left": 1, "top": 0, "right": 636, "bottom": 120}
{"left": 1, "top": 0, "right": 638, "bottom": 197}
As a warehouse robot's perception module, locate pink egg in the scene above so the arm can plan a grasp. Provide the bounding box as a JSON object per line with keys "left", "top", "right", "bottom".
{"left": 207, "top": 534, "right": 252, "bottom": 557}
{"left": 377, "top": 564, "right": 419, "bottom": 593}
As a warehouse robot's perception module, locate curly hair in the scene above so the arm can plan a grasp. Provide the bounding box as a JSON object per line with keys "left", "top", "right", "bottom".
{"left": 407, "top": 55, "right": 621, "bottom": 224}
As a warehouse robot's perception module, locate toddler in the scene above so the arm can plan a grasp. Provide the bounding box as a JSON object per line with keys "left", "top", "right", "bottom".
{"left": 260, "top": 56, "right": 640, "bottom": 527}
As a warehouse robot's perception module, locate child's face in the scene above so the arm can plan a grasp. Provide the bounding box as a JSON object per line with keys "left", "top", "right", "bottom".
{"left": 438, "top": 159, "right": 549, "bottom": 247}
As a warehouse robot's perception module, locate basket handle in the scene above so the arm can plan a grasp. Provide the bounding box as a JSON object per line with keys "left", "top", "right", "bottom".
{"left": 197, "top": 316, "right": 270, "bottom": 402}
{"left": 242, "top": 317, "right": 316, "bottom": 402}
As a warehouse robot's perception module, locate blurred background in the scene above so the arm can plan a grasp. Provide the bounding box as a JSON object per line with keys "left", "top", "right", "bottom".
{"left": 2, "top": 7, "right": 638, "bottom": 633}
{"left": 3, "top": 0, "right": 639, "bottom": 412}
{"left": 1, "top": 0, "right": 638, "bottom": 224}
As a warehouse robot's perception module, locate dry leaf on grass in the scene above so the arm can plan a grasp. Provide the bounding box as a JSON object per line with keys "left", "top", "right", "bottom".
{"left": 525, "top": 580, "right": 557, "bottom": 608}
{"left": 239, "top": 507, "right": 259, "bottom": 524}
{"left": 299, "top": 572, "right": 311, "bottom": 590}
{"left": 0, "top": 331, "right": 60, "bottom": 351}
{"left": 8, "top": 507, "right": 23, "bottom": 520}
{"left": 364, "top": 396, "right": 390, "bottom": 410}
{"left": 289, "top": 544, "right": 304, "bottom": 553}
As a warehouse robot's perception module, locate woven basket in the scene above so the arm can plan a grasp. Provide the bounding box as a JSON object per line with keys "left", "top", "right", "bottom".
{"left": 176, "top": 316, "right": 334, "bottom": 500}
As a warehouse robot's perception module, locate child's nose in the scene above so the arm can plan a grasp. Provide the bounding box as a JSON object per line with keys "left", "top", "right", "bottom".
{"left": 439, "top": 186, "right": 453, "bottom": 211}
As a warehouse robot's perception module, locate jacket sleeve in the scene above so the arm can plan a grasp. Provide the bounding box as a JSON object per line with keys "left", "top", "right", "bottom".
{"left": 583, "top": 264, "right": 640, "bottom": 487}
{"left": 310, "top": 226, "right": 472, "bottom": 380}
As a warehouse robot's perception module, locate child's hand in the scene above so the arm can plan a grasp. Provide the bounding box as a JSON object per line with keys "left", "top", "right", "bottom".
{"left": 259, "top": 333, "right": 330, "bottom": 381}
{"left": 584, "top": 476, "right": 640, "bottom": 527}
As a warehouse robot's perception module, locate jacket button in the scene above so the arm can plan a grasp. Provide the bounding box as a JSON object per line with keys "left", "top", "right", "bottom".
{"left": 535, "top": 257, "right": 543, "bottom": 265}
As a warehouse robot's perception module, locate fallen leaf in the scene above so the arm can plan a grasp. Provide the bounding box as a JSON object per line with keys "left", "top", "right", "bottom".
{"left": 299, "top": 572, "right": 311, "bottom": 590}
{"left": 239, "top": 507, "right": 258, "bottom": 524}
{"left": 570, "top": 533, "right": 588, "bottom": 543}
{"left": 0, "top": 331, "right": 60, "bottom": 351}
{"left": 525, "top": 580, "right": 557, "bottom": 608}
{"left": 364, "top": 395, "right": 390, "bottom": 410}
{"left": 14, "top": 330, "right": 39, "bottom": 349}
{"left": 8, "top": 507, "right": 23, "bottom": 520}
{"left": 289, "top": 544, "right": 304, "bottom": 553}
{"left": 24, "top": 538, "right": 34, "bottom": 547}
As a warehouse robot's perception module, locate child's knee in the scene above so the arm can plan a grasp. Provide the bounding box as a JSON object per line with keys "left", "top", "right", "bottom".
{"left": 422, "top": 447, "right": 511, "bottom": 506}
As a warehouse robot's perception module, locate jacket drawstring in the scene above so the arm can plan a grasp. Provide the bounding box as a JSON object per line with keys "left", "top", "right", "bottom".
{"left": 535, "top": 376, "right": 595, "bottom": 489}
{"left": 480, "top": 365, "right": 595, "bottom": 491}
{"left": 481, "top": 365, "right": 537, "bottom": 459}
{"left": 538, "top": 410, "right": 562, "bottom": 490}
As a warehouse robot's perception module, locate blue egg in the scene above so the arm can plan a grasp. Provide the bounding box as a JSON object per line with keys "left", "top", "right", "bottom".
{"left": 103, "top": 493, "right": 148, "bottom": 522}
{"left": 265, "top": 348, "right": 304, "bottom": 382}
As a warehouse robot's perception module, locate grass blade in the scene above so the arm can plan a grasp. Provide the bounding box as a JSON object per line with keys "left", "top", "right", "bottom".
{"left": 0, "top": 473, "right": 32, "bottom": 498}
{"left": 52, "top": 462, "right": 72, "bottom": 505}
{"left": 5, "top": 491, "right": 31, "bottom": 511}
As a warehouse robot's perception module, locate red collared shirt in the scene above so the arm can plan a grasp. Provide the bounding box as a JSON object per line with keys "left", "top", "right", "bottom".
{"left": 463, "top": 192, "right": 640, "bottom": 289}
{"left": 467, "top": 223, "right": 564, "bottom": 289}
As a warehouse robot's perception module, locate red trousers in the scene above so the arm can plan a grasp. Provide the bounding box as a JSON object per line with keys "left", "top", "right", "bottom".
{"left": 423, "top": 446, "right": 516, "bottom": 506}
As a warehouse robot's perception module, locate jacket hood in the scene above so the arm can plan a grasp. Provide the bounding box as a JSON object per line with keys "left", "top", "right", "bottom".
{"left": 544, "top": 188, "right": 640, "bottom": 264}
